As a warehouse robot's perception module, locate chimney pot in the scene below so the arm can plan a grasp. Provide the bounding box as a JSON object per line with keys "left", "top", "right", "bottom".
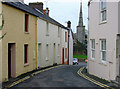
{"left": 67, "top": 21, "right": 71, "bottom": 28}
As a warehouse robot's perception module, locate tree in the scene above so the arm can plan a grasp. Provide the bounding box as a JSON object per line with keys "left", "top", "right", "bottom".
{"left": 0, "top": 13, "right": 6, "bottom": 40}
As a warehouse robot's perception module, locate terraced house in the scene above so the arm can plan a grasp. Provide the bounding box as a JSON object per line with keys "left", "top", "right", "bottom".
{"left": 29, "top": 2, "right": 69, "bottom": 68}
{"left": 0, "top": 1, "right": 38, "bottom": 82}
{"left": 88, "top": 0, "right": 120, "bottom": 81}
{"left": 0, "top": 0, "right": 72, "bottom": 83}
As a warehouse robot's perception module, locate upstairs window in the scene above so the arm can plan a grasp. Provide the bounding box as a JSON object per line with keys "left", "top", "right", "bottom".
{"left": 58, "top": 27, "right": 60, "bottom": 37}
{"left": 65, "top": 32, "right": 67, "bottom": 42}
{"left": 100, "top": 0, "right": 107, "bottom": 22}
{"left": 46, "top": 22, "right": 49, "bottom": 36}
{"left": 25, "top": 14, "right": 29, "bottom": 32}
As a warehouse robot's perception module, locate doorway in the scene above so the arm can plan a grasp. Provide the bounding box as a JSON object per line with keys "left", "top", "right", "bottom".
{"left": 62, "top": 48, "right": 64, "bottom": 64}
{"left": 8, "top": 43, "right": 16, "bottom": 78}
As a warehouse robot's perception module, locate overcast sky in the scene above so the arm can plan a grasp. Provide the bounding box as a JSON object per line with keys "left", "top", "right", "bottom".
{"left": 24, "top": 0, "right": 89, "bottom": 33}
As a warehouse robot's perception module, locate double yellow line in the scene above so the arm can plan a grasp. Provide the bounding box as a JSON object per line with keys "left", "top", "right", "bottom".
{"left": 77, "top": 67, "right": 114, "bottom": 89}
{"left": 5, "top": 65, "right": 63, "bottom": 88}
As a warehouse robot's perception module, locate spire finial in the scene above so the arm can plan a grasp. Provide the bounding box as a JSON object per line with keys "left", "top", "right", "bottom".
{"left": 78, "top": 0, "right": 83, "bottom": 26}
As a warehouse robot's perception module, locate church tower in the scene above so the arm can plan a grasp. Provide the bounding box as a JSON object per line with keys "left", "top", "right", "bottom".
{"left": 76, "top": 1, "right": 85, "bottom": 43}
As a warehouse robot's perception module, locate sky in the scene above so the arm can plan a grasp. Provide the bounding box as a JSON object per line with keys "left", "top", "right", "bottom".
{"left": 24, "top": 0, "right": 89, "bottom": 33}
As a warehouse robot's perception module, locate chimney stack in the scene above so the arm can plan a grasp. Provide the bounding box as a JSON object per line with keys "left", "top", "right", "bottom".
{"left": 43, "top": 7, "right": 49, "bottom": 16}
{"left": 67, "top": 21, "right": 71, "bottom": 28}
{"left": 29, "top": 2, "right": 43, "bottom": 12}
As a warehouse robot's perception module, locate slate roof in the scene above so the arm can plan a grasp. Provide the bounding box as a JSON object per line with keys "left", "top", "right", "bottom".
{"left": 2, "top": 1, "right": 68, "bottom": 30}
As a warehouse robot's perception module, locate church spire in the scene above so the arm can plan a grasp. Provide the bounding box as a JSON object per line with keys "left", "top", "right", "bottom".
{"left": 78, "top": 0, "right": 83, "bottom": 27}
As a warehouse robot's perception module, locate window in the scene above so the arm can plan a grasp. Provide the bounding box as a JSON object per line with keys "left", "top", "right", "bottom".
{"left": 65, "top": 48, "right": 67, "bottom": 58}
{"left": 46, "top": 22, "right": 49, "bottom": 36}
{"left": 58, "top": 27, "right": 60, "bottom": 37}
{"left": 24, "top": 44, "right": 28, "bottom": 64}
{"left": 46, "top": 44, "right": 49, "bottom": 59}
{"left": 65, "top": 32, "right": 67, "bottom": 42}
{"left": 25, "top": 14, "right": 29, "bottom": 32}
{"left": 100, "top": 40, "right": 106, "bottom": 61}
{"left": 91, "top": 39, "right": 95, "bottom": 59}
{"left": 100, "top": 0, "right": 106, "bottom": 22}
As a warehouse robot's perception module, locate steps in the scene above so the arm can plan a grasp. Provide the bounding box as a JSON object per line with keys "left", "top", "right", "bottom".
{"left": 111, "top": 76, "right": 120, "bottom": 87}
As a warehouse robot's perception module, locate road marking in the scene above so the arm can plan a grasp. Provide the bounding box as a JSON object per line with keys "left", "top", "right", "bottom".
{"left": 5, "top": 65, "right": 63, "bottom": 88}
{"left": 77, "top": 67, "right": 114, "bottom": 89}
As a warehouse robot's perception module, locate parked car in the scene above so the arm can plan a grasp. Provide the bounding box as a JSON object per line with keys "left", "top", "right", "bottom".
{"left": 73, "top": 58, "right": 78, "bottom": 65}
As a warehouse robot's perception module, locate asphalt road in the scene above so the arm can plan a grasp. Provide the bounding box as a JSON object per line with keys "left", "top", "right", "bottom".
{"left": 12, "top": 63, "right": 100, "bottom": 88}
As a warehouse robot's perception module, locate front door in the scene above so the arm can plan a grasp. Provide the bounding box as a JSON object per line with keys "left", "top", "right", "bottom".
{"left": 62, "top": 48, "right": 64, "bottom": 64}
{"left": 8, "top": 43, "right": 16, "bottom": 78}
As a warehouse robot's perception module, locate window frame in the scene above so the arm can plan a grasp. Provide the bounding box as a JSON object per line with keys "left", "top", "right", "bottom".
{"left": 65, "top": 32, "right": 67, "bottom": 42}
{"left": 24, "top": 44, "right": 28, "bottom": 64}
{"left": 91, "top": 39, "right": 95, "bottom": 59}
{"left": 100, "top": 0, "right": 107, "bottom": 23}
{"left": 46, "top": 22, "right": 49, "bottom": 36}
{"left": 100, "top": 39, "right": 106, "bottom": 62}
{"left": 25, "top": 14, "right": 29, "bottom": 33}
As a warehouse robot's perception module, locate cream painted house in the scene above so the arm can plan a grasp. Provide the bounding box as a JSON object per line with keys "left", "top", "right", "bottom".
{"left": 29, "top": 2, "right": 69, "bottom": 68}
{"left": 37, "top": 19, "right": 69, "bottom": 67}
{"left": 88, "top": 0, "right": 120, "bottom": 81}
{"left": 0, "top": 1, "right": 38, "bottom": 82}
{"left": 37, "top": 19, "right": 61, "bottom": 67}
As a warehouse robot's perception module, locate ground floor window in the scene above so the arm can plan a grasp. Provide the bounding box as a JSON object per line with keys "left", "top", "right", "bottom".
{"left": 91, "top": 39, "right": 95, "bottom": 59}
{"left": 24, "top": 44, "right": 28, "bottom": 64}
{"left": 100, "top": 39, "right": 106, "bottom": 61}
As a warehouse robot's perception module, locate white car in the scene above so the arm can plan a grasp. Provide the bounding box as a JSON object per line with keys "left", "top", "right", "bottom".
{"left": 73, "top": 58, "right": 78, "bottom": 65}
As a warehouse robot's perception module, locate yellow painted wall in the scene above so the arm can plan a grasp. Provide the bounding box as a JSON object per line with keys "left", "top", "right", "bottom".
{"left": 0, "top": 0, "right": 2, "bottom": 83}
{"left": 2, "top": 4, "right": 37, "bottom": 82}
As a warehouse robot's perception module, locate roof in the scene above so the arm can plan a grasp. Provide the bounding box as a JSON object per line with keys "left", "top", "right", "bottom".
{"left": 2, "top": 1, "right": 68, "bottom": 30}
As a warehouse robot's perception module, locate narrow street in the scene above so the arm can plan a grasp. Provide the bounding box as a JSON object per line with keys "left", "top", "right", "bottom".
{"left": 11, "top": 63, "right": 100, "bottom": 88}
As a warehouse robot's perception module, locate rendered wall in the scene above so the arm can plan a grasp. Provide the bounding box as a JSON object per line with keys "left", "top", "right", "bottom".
{"left": 2, "top": 4, "right": 37, "bottom": 82}
{"left": 37, "top": 18, "right": 61, "bottom": 68}
{"left": 88, "top": 1, "right": 118, "bottom": 81}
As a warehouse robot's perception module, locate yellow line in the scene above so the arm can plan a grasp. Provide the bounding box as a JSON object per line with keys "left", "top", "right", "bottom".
{"left": 77, "top": 67, "right": 114, "bottom": 89}
{"left": 5, "top": 65, "right": 63, "bottom": 88}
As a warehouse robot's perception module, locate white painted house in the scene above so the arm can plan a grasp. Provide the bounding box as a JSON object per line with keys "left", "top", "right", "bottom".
{"left": 29, "top": 2, "right": 70, "bottom": 68}
{"left": 88, "top": 0, "right": 120, "bottom": 81}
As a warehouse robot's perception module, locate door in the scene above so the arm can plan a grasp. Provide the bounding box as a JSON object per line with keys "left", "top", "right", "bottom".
{"left": 8, "top": 43, "right": 16, "bottom": 78}
{"left": 37, "top": 43, "right": 41, "bottom": 68}
{"left": 53, "top": 43, "right": 56, "bottom": 64}
{"left": 62, "top": 48, "right": 64, "bottom": 64}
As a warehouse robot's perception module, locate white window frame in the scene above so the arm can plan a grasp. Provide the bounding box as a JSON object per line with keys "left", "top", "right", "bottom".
{"left": 100, "top": 0, "right": 107, "bottom": 23}
{"left": 91, "top": 39, "right": 95, "bottom": 59}
{"left": 46, "top": 22, "right": 49, "bottom": 36}
{"left": 100, "top": 39, "right": 106, "bottom": 63}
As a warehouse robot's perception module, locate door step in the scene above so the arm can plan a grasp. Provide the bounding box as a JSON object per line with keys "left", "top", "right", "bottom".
{"left": 111, "top": 80, "right": 120, "bottom": 87}
{"left": 111, "top": 76, "right": 120, "bottom": 87}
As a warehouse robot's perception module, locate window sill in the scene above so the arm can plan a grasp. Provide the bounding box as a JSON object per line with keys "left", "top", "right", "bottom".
{"left": 99, "top": 60, "right": 107, "bottom": 66}
{"left": 99, "top": 21, "right": 107, "bottom": 25}
{"left": 25, "top": 32, "right": 30, "bottom": 34}
{"left": 24, "top": 63, "right": 29, "bottom": 67}
{"left": 46, "top": 34, "right": 49, "bottom": 36}
{"left": 89, "top": 59, "right": 95, "bottom": 62}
